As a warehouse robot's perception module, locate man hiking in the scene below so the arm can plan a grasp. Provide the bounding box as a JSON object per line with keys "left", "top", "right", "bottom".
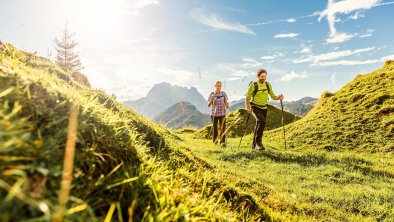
{"left": 245, "top": 69, "right": 284, "bottom": 150}
{"left": 208, "top": 81, "right": 229, "bottom": 147}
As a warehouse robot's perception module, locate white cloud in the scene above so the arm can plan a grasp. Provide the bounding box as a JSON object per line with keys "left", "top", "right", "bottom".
{"left": 219, "top": 64, "right": 252, "bottom": 82}
{"left": 298, "top": 46, "right": 312, "bottom": 54}
{"left": 287, "top": 18, "right": 297, "bottom": 23}
{"left": 241, "top": 57, "right": 263, "bottom": 68}
{"left": 348, "top": 11, "right": 365, "bottom": 20}
{"left": 155, "top": 67, "right": 195, "bottom": 83}
{"left": 126, "top": 0, "right": 160, "bottom": 15}
{"left": 261, "top": 52, "right": 285, "bottom": 60}
{"left": 274, "top": 33, "right": 300, "bottom": 38}
{"left": 261, "top": 56, "right": 276, "bottom": 60}
{"left": 325, "top": 32, "right": 357, "bottom": 43}
{"left": 293, "top": 46, "right": 375, "bottom": 64}
{"left": 280, "top": 71, "right": 307, "bottom": 81}
{"left": 192, "top": 10, "right": 256, "bottom": 35}
{"left": 359, "top": 29, "right": 374, "bottom": 38}
{"left": 78, "top": 22, "right": 196, "bottom": 101}
{"left": 294, "top": 44, "right": 312, "bottom": 54}
{"left": 381, "top": 54, "right": 394, "bottom": 61}
{"left": 83, "top": 38, "right": 151, "bottom": 49}
{"left": 246, "top": 12, "right": 319, "bottom": 27}
{"left": 242, "top": 57, "right": 260, "bottom": 63}
{"left": 359, "top": 33, "right": 373, "bottom": 38}
{"left": 312, "top": 59, "right": 380, "bottom": 67}
{"left": 107, "top": 85, "right": 152, "bottom": 101}
{"left": 374, "top": 1, "right": 394, "bottom": 7}
{"left": 318, "top": 0, "right": 379, "bottom": 43}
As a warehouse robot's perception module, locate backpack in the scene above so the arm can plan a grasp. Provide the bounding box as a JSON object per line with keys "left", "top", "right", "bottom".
{"left": 210, "top": 91, "right": 227, "bottom": 100}
{"left": 248, "top": 81, "right": 271, "bottom": 98}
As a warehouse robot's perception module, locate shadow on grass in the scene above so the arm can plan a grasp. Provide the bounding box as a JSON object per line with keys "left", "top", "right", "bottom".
{"left": 219, "top": 148, "right": 394, "bottom": 179}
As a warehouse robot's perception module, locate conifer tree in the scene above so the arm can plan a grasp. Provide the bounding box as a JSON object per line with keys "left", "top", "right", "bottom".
{"left": 54, "top": 24, "right": 83, "bottom": 72}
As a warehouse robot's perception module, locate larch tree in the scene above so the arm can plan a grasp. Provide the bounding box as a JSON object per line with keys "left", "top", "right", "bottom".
{"left": 54, "top": 24, "right": 83, "bottom": 72}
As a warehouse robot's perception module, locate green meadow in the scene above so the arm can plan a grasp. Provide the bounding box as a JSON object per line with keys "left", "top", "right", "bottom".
{"left": 1, "top": 42, "right": 393, "bottom": 221}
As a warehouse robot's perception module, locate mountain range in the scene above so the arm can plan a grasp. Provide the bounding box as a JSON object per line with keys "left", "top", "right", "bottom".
{"left": 123, "top": 82, "right": 210, "bottom": 119}
{"left": 230, "top": 97, "right": 318, "bottom": 116}
{"left": 269, "top": 96, "right": 318, "bottom": 116}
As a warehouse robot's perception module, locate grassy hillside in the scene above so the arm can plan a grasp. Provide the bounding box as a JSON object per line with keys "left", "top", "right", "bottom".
{"left": 196, "top": 106, "right": 300, "bottom": 139}
{"left": 2, "top": 42, "right": 393, "bottom": 221}
{"left": 173, "top": 133, "right": 394, "bottom": 221}
{"left": 153, "top": 101, "right": 210, "bottom": 129}
{"left": 173, "top": 62, "right": 394, "bottom": 221}
{"left": 265, "top": 61, "right": 394, "bottom": 152}
{"left": 0, "top": 42, "right": 274, "bottom": 221}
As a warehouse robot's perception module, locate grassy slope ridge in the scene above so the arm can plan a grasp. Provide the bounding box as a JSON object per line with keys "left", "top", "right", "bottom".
{"left": 174, "top": 132, "right": 394, "bottom": 221}
{"left": 0, "top": 43, "right": 273, "bottom": 221}
{"left": 266, "top": 61, "right": 394, "bottom": 152}
{"left": 153, "top": 101, "right": 211, "bottom": 129}
{"left": 196, "top": 106, "right": 300, "bottom": 139}
{"left": 2, "top": 42, "right": 393, "bottom": 221}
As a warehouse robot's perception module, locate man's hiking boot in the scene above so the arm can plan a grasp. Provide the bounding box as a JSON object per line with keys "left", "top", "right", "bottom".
{"left": 254, "top": 143, "right": 265, "bottom": 151}
{"left": 220, "top": 143, "right": 226, "bottom": 148}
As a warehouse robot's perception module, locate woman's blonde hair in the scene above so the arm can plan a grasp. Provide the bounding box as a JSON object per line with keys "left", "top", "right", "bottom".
{"left": 215, "top": 81, "right": 222, "bottom": 87}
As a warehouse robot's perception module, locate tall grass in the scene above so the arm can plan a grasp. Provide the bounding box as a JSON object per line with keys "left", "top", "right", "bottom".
{"left": 0, "top": 42, "right": 274, "bottom": 221}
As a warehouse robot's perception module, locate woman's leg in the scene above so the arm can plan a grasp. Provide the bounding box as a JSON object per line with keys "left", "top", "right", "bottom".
{"left": 218, "top": 116, "right": 226, "bottom": 144}
{"left": 212, "top": 116, "right": 219, "bottom": 143}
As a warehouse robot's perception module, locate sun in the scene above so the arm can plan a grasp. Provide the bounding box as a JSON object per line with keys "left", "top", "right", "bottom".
{"left": 66, "top": 0, "right": 126, "bottom": 38}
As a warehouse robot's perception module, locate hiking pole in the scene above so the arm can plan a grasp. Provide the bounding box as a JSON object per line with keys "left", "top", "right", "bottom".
{"left": 215, "top": 111, "right": 242, "bottom": 145}
{"left": 280, "top": 99, "right": 287, "bottom": 149}
{"left": 214, "top": 104, "right": 231, "bottom": 145}
{"left": 210, "top": 106, "right": 217, "bottom": 141}
{"left": 237, "top": 112, "right": 251, "bottom": 149}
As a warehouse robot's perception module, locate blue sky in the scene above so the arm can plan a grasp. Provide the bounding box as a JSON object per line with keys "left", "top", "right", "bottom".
{"left": 1, "top": 0, "right": 394, "bottom": 101}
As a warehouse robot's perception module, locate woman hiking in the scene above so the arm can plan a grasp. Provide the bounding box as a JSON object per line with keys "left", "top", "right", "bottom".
{"left": 207, "top": 81, "right": 229, "bottom": 147}
{"left": 245, "top": 69, "right": 284, "bottom": 151}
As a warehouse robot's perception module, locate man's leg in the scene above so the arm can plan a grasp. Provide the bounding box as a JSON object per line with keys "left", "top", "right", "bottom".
{"left": 252, "top": 106, "right": 268, "bottom": 149}
{"left": 252, "top": 106, "right": 264, "bottom": 148}
{"left": 251, "top": 107, "right": 258, "bottom": 148}
{"left": 255, "top": 108, "right": 267, "bottom": 147}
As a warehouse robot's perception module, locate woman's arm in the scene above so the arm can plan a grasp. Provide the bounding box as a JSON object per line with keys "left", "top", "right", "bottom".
{"left": 223, "top": 92, "right": 229, "bottom": 109}
{"left": 207, "top": 93, "right": 214, "bottom": 107}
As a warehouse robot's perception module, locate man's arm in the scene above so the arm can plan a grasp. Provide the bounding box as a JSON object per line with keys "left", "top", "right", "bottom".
{"left": 268, "top": 83, "right": 284, "bottom": 101}
{"left": 272, "top": 94, "right": 284, "bottom": 100}
{"left": 245, "top": 98, "right": 252, "bottom": 113}
{"left": 245, "top": 84, "right": 254, "bottom": 113}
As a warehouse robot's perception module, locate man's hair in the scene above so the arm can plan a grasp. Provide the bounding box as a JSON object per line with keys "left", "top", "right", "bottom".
{"left": 257, "top": 69, "right": 267, "bottom": 77}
